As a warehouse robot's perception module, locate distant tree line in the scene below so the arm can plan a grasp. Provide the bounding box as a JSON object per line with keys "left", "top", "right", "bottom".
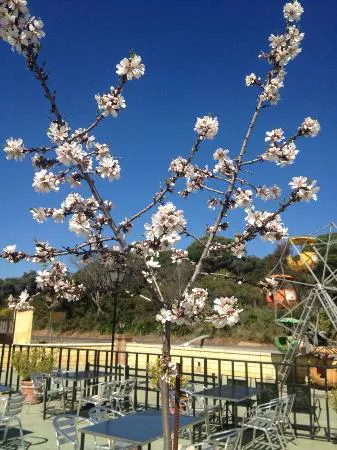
{"left": 1, "top": 233, "right": 336, "bottom": 343}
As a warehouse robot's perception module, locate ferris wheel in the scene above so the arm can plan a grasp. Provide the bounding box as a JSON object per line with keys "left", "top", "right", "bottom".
{"left": 265, "top": 223, "right": 337, "bottom": 386}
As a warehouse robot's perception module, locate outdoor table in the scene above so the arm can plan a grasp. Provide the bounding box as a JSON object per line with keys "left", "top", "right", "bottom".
{"left": 79, "top": 409, "right": 203, "bottom": 450}
{"left": 0, "top": 385, "right": 12, "bottom": 393}
{"left": 193, "top": 385, "right": 260, "bottom": 426}
{"left": 43, "top": 370, "right": 110, "bottom": 419}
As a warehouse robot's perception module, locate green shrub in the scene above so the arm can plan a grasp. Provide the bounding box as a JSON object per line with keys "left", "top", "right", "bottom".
{"left": 12, "top": 348, "right": 56, "bottom": 381}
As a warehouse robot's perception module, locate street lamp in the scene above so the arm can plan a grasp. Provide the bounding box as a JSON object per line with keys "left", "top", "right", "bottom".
{"left": 107, "top": 267, "right": 126, "bottom": 372}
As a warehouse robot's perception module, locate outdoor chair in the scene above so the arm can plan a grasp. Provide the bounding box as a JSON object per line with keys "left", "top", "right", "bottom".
{"left": 179, "top": 428, "right": 241, "bottom": 449}
{"left": 47, "top": 375, "right": 72, "bottom": 413}
{"left": 88, "top": 406, "right": 135, "bottom": 449}
{"left": 176, "top": 389, "right": 221, "bottom": 438}
{"left": 77, "top": 381, "right": 119, "bottom": 415}
{"left": 111, "top": 379, "right": 136, "bottom": 412}
{"left": 255, "top": 380, "right": 279, "bottom": 405}
{"left": 239, "top": 398, "right": 285, "bottom": 450}
{"left": 0, "top": 393, "right": 25, "bottom": 450}
{"left": 286, "top": 384, "right": 321, "bottom": 435}
{"left": 53, "top": 414, "right": 89, "bottom": 449}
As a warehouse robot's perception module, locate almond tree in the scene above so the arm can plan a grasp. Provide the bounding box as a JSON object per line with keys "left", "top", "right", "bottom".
{"left": 0, "top": 1, "right": 320, "bottom": 447}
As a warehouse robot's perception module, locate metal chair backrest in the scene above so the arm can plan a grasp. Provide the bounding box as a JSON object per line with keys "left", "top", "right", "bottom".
{"left": 119, "top": 379, "right": 136, "bottom": 396}
{"left": 100, "top": 380, "right": 119, "bottom": 399}
{"left": 31, "top": 372, "right": 45, "bottom": 390}
{"left": 284, "top": 393, "right": 296, "bottom": 417}
{"left": 53, "top": 415, "right": 79, "bottom": 448}
{"left": 254, "top": 397, "right": 284, "bottom": 423}
{"left": 255, "top": 380, "right": 279, "bottom": 405}
{"left": 89, "top": 406, "right": 123, "bottom": 423}
{"left": 2, "top": 394, "right": 25, "bottom": 420}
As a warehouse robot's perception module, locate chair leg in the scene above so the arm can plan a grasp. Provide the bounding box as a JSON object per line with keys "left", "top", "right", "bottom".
{"left": 17, "top": 418, "right": 25, "bottom": 450}
{"left": 252, "top": 428, "right": 256, "bottom": 449}
{"left": 2, "top": 425, "right": 8, "bottom": 444}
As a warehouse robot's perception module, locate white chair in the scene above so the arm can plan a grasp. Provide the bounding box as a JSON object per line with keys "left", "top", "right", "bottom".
{"left": 111, "top": 379, "right": 136, "bottom": 412}
{"left": 88, "top": 406, "right": 135, "bottom": 449}
{"left": 77, "top": 381, "right": 119, "bottom": 415}
{"left": 239, "top": 398, "right": 285, "bottom": 450}
{"left": 53, "top": 414, "right": 82, "bottom": 449}
{"left": 0, "top": 393, "right": 25, "bottom": 450}
{"left": 180, "top": 428, "right": 241, "bottom": 449}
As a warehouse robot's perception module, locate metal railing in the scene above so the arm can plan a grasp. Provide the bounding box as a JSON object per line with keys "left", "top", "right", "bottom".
{"left": 0, "top": 343, "right": 335, "bottom": 441}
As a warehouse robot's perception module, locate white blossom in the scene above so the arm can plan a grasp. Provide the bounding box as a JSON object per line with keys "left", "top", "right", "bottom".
{"left": 69, "top": 213, "right": 92, "bottom": 236}
{"left": 3, "top": 138, "right": 25, "bottom": 160}
{"left": 213, "top": 148, "right": 235, "bottom": 176}
{"left": 0, "top": 0, "right": 44, "bottom": 54}
{"left": 32, "top": 169, "right": 60, "bottom": 193}
{"left": 52, "top": 208, "right": 65, "bottom": 223}
{"left": 95, "top": 87, "right": 126, "bottom": 118}
{"left": 171, "top": 249, "right": 189, "bottom": 265}
{"left": 262, "top": 141, "right": 299, "bottom": 166}
{"left": 96, "top": 156, "right": 121, "bottom": 181}
{"left": 31, "top": 207, "right": 48, "bottom": 223}
{"left": 283, "top": 1, "right": 304, "bottom": 22}
{"left": 256, "top": 185, "right": 281, "bottom": 200}
{"left": 116, "top": 53, "right": 145, "bottom": 80}
{"left": 265, "top": 129, "right": 284, "bottom": 143}
{"left": 194, "top": 116, "right": 219, "bottom": 140}
{"left": 56, "top": 142, "right": 85, "bottom": 165}
{"left": 210, "top": 296, "right": 242, "bottom": 328}
{"left": 289, "top": 176, "right": 319, "bottom": 201}
{"left": 47, "top": 121, "right": 70, "bottom": 143}
{"left": 155, "top": 308, "right": 173, "bottom": 324}
{"left": 299, "top": 117, "right": 320, "bottom": 137}
{"left": 146, "top": 257, "right": 161, "bottom": 269}
{"left": 233, "top": 188, "right": 253, "bottom": 209}
{"left": 8, "top": 290, "right": 34, "bottom": 311}
{"left": 245, "top": 73, "right": 257, "bottom": 86}
{"left": 144, "top": 202, "right": 186, "bottom": 251}
{"left": 169, "top": 157, "right": 188, "bottom": 176}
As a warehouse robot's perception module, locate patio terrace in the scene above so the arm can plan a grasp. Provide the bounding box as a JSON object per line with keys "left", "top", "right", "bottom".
{"left": 0, "top": 343, "right": 336, "bottom": 448}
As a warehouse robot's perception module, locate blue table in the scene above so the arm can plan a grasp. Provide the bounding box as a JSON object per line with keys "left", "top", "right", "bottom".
{"left": 193, "top": 385, "right": 259, "bottom": 403}
{"left": 79, "top": 410, "right": 203, "bottom": 449}
{"left": 43, "top": 370, "right": 110, "bottom": 419}
{"left": 193, "top": 385, "right": 260, "bottom": 425}
{"left": 0, "top": 385, "right": 12, "bottom": 393}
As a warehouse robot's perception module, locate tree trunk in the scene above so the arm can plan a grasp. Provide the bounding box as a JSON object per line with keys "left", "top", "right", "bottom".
{"left": 161, "top": 322, "right": 172, "bottom": 450}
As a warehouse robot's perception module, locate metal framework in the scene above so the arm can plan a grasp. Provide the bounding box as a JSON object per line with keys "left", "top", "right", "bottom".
{"left": 267, "top": 223, "right": 337, "bottom": 386}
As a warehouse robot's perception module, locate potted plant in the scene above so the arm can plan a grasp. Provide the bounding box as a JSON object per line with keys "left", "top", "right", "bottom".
{"left": 11, "top": 348, "right": 56, "bottom": 403}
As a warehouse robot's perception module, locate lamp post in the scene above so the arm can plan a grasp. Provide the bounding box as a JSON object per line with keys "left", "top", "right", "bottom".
{"left": 107, "top": 267, "right": 126, "bottom": 372}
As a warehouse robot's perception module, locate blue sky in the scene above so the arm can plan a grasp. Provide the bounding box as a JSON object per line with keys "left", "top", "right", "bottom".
{"left": 0, "top": 0, "right": 336, "bottom": 278}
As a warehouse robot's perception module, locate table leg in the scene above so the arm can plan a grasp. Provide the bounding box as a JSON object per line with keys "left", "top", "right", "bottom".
{"left": 43, "top": 381, "right": 47, "bottom": 420}
{"left": 80, "top": 432, "right": 85, "bottom": 450}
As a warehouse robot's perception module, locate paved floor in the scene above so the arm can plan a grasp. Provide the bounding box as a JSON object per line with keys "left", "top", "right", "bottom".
{"left": 0, "top": 401, "right": 336, "bottom": 450}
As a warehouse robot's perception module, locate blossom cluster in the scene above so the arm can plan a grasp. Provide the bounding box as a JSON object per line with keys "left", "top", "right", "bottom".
{"left": 207, "top": 297, "right": 242, "bottom": 328}
{"left": 31, "top": 192, "right": 108, "bottom": 238}
{"left": 194, "top": 116, "right": 219, "bottom": 140}
{"left": 245, "top": 209, "right": 288, "bottom": 242}
{"left": 116, "top": 53, "right": 145, "bottom": 80}
{"left": 2, "top": 244, "right": 27, "bottom": 263}
{"left": 7, "top": 290, "right": 34, "bottom": 311}
{"left": 144, "top": 202, "right": 186, "bottom": 252}
{"left": 171, "top": 249, "right": 189, "bottom": 265}
{"left": 155, "top": 291, "right": 242, "bottom": 330}
{"left": 36, "top": 261, "right": 85, "bottom": 302}
{"left": 95, "top": 87, "right": 126, "bottom": 118}
{"left": 213, "top": 148, "right": 235, "bottom": 177}
{"left": 0, "top": 0, "right": 45, "bottom": 55}
{"left": 289, "top": 176, "right": 319, "bottom": 202}
{"left": 256, "top": 185, "right": 282, "bottom": 201}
